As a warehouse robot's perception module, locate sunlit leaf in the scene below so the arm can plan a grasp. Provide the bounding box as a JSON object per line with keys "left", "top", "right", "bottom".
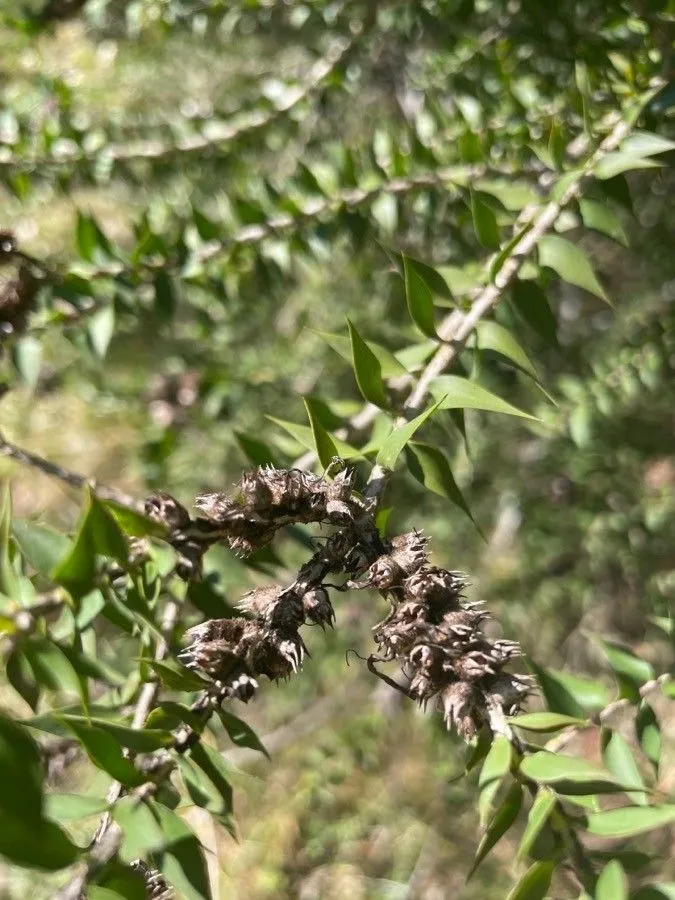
{"left": 430, "top": 376, "right": 536, "bottom": 419}
{"left": 478, "top": 735, "right": 512, "bottom": 825}
{"left": 602, "top": 729, "right": 648, "bottom": 806}
{"left": 218, "top": 710, "right": 268, "bottom": 757}
{"left": 505, "top": 861, "right": 555, "bottom": 900}
{"left": 12, "top": 520, "right": 72, "bottom": 576}
{"left": 586, "top": 806, "right": 675, "bottom": 838}
{"left": 520, "top": 751, "right": 643, "bottom": 794}
{"left": 405, "top": 442, "right": 478, "bottom": 530}
{"left": 347, "top": 319, "right": 388, "bottom": 408}
{"left": 475, "top": 320, "right": 539, "bottom": 380}
{"left": 376, "top": 398, "right": 444, "bottom": 470}
{"left": 509, "top": 712, "right": 587, "bottom": 733}
{"left": 303, "top": 398, "right": 338, "bottom": 468}
{"left": 469, "top": 780, "right": 522, "bottom": 878}
{"left": 403, "top": 256, "right": 438, "bottom": 338}
{"left": 517, "top": 789, "right": 557, "bottom": 861}
{"left": 538, "top": 235, "right": 608, "bottom": 303}
{"left": 579, "top": 199, "right": 629, "bottom": 247}
{"left": 528, "top": 661, "right": 609, "bottom": 717}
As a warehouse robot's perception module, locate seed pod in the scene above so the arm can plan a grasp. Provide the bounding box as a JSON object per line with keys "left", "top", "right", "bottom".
{"left": 302, "top": 586, "right": 335, "bottom": 628}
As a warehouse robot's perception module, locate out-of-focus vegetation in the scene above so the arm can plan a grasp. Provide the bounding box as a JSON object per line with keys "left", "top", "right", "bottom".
{"left": 1, "top": 1, "right": 675, "bottom": 898}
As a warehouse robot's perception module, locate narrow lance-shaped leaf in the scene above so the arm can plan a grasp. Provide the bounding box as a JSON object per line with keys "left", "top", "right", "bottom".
{"left": 596, "top": 860, "right": 628, "bottom": 900}
{"left": 475, "top": 320, "right": 539, "bottom": 380}
{"left": 538, "top": 235, "right": 609, "bottom": 303}
{"left": 405, "top": 442, "right": 480, "bottom": 533}
{"left": 430, "top": 376, "right": 536, "bottom": 420}
{"left": 469, "top": 780, "right": 523, "bottom": 878}
{"left": 471, "top": 190, "right": 500, "bottom": 249}
{"left": 303, "top": 398, "right": 338, "bottom": 468}
{"left": 376, "top": 397, "right": 444, "bottom": 470}
{"left": 347, "top": 319, "right": 388, "bottom": 408}
{"left": 586, "top": 806, "right": 675, "bottom": 838}
{"left": 520, "top": 751, "right": 643, "bottom": 795}
{"left": 509, "top": 712, "right": 588, "bottom": 733}
{"left": 601, "top": 729, "right": 648, "bottom": 806}
{"left": 516, "top": 788, "right": 557, "bottom": 861}
{"left": 478, "top": 735, "right": 512, "bottom": 825}
{"left": 0, "top": 481, "right": 20, "bottom": 600}
{"left": 313, "top": 330, "right": 408, "bottom": 378}
{"left": 505, "top": 861, "right": 555, "bottom": 900}
{"left": 579, "top": 199, "right": 629, "bottom": 247}
{"left": 528, "top": 660, "right": 609, "bottom": 717}
{"left": 510, "top": 280, "right": 558, "bottom": 348}
{"left": 218, "top": 709, "right": 269, "bottom": 757}
{"left": 403, "top": 256, "right": 438, "bottom": 339}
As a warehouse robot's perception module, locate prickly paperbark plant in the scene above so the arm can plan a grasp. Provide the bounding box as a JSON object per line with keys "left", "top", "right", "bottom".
{"left": 0, "top": 0, "right": 675, "bottom": 898}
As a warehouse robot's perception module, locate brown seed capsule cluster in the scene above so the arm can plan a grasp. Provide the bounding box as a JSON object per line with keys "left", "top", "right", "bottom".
{"left": 144, "top": 463, "right": 365, "bottom": 579}
{"left": 180, "top": 582, "right": 337, "bottom": 701}
{"left": 349, "top": 531, "right": 532, "bottom": 740}
{"left": 155, "top": 462, "right": 529, "bottom": 741}
{"left": 0, "top": 266, "right": 39, "bottom": 341}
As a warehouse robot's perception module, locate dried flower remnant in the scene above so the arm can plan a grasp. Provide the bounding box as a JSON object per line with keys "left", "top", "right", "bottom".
{"left": 130, "top": 859, "right": 174, "bottom": 900}
{"left": 168, "top": 461, "right": 531, "bottom": 741}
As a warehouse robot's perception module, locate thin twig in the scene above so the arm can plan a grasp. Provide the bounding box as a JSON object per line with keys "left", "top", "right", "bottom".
{"left": 0, "top": 430, "right": 144, "bottom": 512}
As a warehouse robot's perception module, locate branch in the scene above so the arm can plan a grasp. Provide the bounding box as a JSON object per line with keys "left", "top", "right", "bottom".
{"left": 0, "top": 430, "right": 144, "bottom": 513}
{"left": 294, "top": 109, "right": 645, "bottom": 474}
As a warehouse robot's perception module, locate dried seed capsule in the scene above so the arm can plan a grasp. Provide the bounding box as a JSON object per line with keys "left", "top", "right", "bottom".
{"left": 302, "top": 587, "right": 335, "bottom": 628}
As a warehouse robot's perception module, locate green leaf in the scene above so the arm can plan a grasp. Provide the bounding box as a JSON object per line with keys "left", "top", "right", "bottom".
{"left": 147, "top": 659, "right": 210, "bottom": 692}
{"left": 579, "top": 199, "right": 629, "bottom": 247}
{"left": 506, "top": 861, "right": 555, "bottom": 900}
{"left": 469, "top": 780, "right": 523, "bottom": 878}
{"left": 0, "top": 712, "right": 44, "bottom": 821}
{"left": 75, "top": 212, "right": 114, "bottom": 263}
{"left": 538, "top": 235, "right": 608, "bottom": 303}
{"left": 146, "top": 701, "right": 204, "bottom": 733}
{"left": 376, "top": 398, "right": 444, "bottom": 470}
{"left": 636, "top": 702, "right": 661, "bottom": 768}
{"left": 58, "top": 715, "right": 173, "bottom": 753}
{"left": 621, "top": 131, "right": 675, "bottom": 157}
{"left": 520, "top": 751, "right": 642, "bottom": 795}
{"left": 189, "top": 742, "right": 233, "bottom": 816}
{"left": 267, "top": 417, "right": 358, "bottom": 459}
{"left": 509, "top": 712, "right": 588, "bottom": 733}
{"left": 471, "top": 190, "right": 500, "bottom": 249}
{"left": 594, "top": 153, "right": 660, "bottom": 180}
{"left": 478, "top": 735, "right": 512, "bottom": 825}
{"left": 23, "top": 638, "right": 87, "bottom": 706}
{"left": 591, "top": 636, "right": 654, "bottom": 687}
{"left": 218, "top": 709, "right": 269, "bottom": 757}
{"left": 44, "top": 793, "right": 110, "bottom": 822}
{"left": 475, "top": 321, "right": 539, "bottom": 380}
{"left": 586, "top": 806, "right": 675, "bottom": 838}
{"left": 12, "top": 520, "right": 72, "bottom": 576}
{"left": 632, "top": 886, "right": 675, "bottom": 900}
{"left": 153, "top": 271, "right": 178, "bottom": 324}
{"left": 405, "top": 442, "right": 478, "bottom": 530}
{"left": 314, "top": 330, "right": 408, "bottom": 379}
{"left": 517, "top": 789, "right": 557, "bottom": 861}
{"left": 12, "top": 336, "right": 42, "bottom": 388}
{"left": 116, "top": 797, "right": 213, "bottom": 900}
{"left": 103, "top": 501, "right": 168, "bottom": 539}
{"left": 347, "top": 319, "right": 388, "bottom": 408}
{"left": 528, "top": 661, "right": 609, "bottom": 717}
{"left": 602, "top": 729, "right": 648, "bottom": 806}
{"left": 88, "top": 306, "right": 116, "bottom": 360}
{"left": 0, "top": 809, "right": 80, "bottom": 871}
{"left": 0, "top": 481, "right": 20, "bottom": 599}
{"left": 430, "top": 375, "right": 536, "bottom": 419}
{"left": 60, "top": 720, "right": 144, "bottom": 787}
{"left": 596, "top": 857, "right": 628, "bottom": 900}
{"left": 303, "top": 398, "right": 338, "bottom": 468}
{"left": 511, "top": 280, "right": 558, "bottom": 348}
{"left": 54, "top": 491, "right": 129, "bottom": 596}
{"left": 234, "top": 432, "right": 279, "bottom": 467}
{"left": 403, "top": 256, "right": 438, "bottom": 338}
{"left": 389, "top": 252, "right": 454, "bottom": 301}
